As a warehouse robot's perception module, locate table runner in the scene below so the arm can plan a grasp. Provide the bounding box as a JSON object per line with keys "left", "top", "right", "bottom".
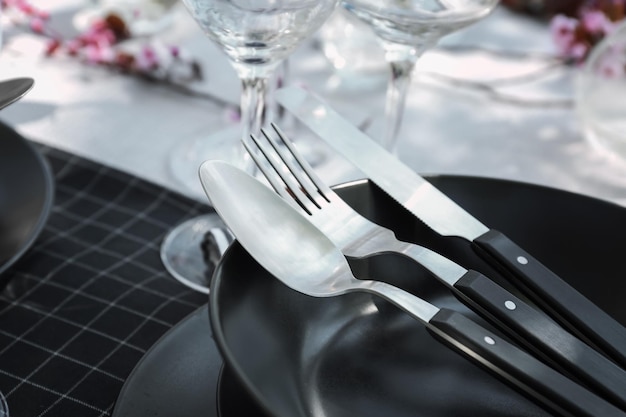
{"left": 0, "top": 143, "right": 211, "bottom": 417}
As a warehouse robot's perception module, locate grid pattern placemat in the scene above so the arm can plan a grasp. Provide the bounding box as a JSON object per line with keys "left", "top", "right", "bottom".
{"left": 0, "top": 144, "right": 210, "bottom": 417}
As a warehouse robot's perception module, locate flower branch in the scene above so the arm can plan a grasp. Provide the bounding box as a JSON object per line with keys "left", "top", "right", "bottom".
{"left": 550, "top": 0, "right": 625, "bottom": 64}
{"left": 0, "top": 0, "right": 236, "bottom": 109}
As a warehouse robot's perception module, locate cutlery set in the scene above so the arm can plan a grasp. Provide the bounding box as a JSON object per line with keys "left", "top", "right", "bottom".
{"left": 199, "top": 87, "right": 626, "bottom": 416}
{"left": 274, "top": 86, "right": 626, "bottom": 370}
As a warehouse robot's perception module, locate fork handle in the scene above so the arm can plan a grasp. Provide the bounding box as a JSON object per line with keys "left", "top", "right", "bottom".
{"left": 454, "top": 270, "right": 626, "bottom": 410}
{"left": 428, "top": 309, "right": 626, "bottom": 417}
{"left": 473, "top": 229, "right": 626, "bottom": 369}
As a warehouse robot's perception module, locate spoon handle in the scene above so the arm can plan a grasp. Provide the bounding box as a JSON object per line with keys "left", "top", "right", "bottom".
{"left": 368, "top": 281, "right": 626, "bottom": 417}
{"left": 377, "top": 240, "right": 626, "bottom": 408}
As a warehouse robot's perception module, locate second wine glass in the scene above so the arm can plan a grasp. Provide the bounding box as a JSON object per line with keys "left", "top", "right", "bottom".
{"left": 343, "top": 0, "right": 500, "bottom": 154}
{"left": 161, "top": 0, "right": 338, "bottom": 293}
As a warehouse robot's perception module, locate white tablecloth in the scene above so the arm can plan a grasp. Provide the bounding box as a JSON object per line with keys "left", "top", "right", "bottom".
{"left": 3, "top": 0, "right": 626, "bottom": 207}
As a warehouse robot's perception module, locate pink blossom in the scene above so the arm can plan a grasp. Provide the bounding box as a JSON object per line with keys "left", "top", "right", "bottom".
{"left": 97, "top": 29, "right": 117, "bottom": 45}
{"left": 65, "top": 39, "right": 82, "bottom": 55}
{"left": 36, "top": 9, "right": 49, "bottom": 19}
{"left": 80, "top": 24, "right": 116, "bottom": 48}
{"left": 3, "top": 0, "right": 203, "bottom": 82}
{"left": 582, "top": 10, "right": 615, "bottom": 34}
{"left": 89, "top": 19, "right": 109, "bottom": 33}
{"left": 135, "top": 45, "right": 160, "bottom": 71}
{"left": 15, "top": 0, "right": 33, "bottom": 14}
{"left": 550, "top": 14, "right": 578, "bottom": 54}
{"left": 29, "top": 16, "right": 45, "bottom": 33}
{"left": 570, "top": 43, "right": 589, "bottom": 61}
{"left": 83, "top": 44, "right": 115, "bottom": 64}
{"left": 83, "top": 45, "right": 103, "bottom": 64}
{"left": 98, "top": 45, "right": 116, "bottom": 63}
{"left": 44, "top": 38, "right": 61, "bottom": 55}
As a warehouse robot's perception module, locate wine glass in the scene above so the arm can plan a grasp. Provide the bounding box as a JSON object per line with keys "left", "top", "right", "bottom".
{"left": 342, "top": 0, "right": 499, "bottom": 154}
{"left": 160, "top": 0, "right": 338, "bottom": 293}
{"left": 576, "top": 20, "right": 626, "bottom": 162}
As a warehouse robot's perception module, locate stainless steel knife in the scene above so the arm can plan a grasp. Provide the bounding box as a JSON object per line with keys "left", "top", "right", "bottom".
{"left": 275, "top": 86, "right": 626, "bottom": 369}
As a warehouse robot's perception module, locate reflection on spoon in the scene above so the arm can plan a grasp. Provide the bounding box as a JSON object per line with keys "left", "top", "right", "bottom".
{"left": 0, "top": 78, "right": 34, "bottom": 111}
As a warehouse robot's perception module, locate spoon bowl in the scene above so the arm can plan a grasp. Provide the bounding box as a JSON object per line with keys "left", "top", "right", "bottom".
{"left": 199, "top": 159, "right": 350, "bottom": 297}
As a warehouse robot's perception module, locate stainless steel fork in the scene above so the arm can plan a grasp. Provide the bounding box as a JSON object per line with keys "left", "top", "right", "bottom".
{"left": 243, "top": 123, "right": 626, "bottom": 411}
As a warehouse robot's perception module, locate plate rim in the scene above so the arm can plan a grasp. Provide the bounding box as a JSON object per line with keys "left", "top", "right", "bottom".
{"left": 110, "top": 305, "right": 222, "bottom": 417}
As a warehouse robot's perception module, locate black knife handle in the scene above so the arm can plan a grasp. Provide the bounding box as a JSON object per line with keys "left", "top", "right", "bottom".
{"left": 455, "top": 270, "right": 626, "bottom": 410}
{"left": 474, "top": 229, "right": 626, "bottom": 369}
{"left": 428, "top": 309, "right": 626, "bottom": 417}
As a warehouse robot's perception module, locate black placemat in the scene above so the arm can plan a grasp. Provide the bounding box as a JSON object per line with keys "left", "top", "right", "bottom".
{"left": 0, "top": 144, "right": 211, "bottom": 417}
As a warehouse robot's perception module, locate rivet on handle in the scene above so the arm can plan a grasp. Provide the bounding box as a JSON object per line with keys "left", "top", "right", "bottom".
{"left": 516, "top": 256, "right": 528, "bottom": 265}
{"left": 505, "top": 300, "right": 517, "bottom": 310}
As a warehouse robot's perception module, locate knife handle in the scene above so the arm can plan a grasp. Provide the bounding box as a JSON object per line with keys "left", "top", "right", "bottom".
{"left": 455, "top": 270, "right": 626, "bottom": 410}
{"left": 474, "top": 229, "right": 626, "bottom": 369}
{"left": 428, "top": 309, "right": 626, "bottom": 417}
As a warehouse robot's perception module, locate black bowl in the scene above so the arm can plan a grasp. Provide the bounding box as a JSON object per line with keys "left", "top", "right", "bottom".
{"left": 0, "top": 121, "right": 53, "bottom": 280}
{"left": 211, "top": 176, "right": 626, "bottom": 417}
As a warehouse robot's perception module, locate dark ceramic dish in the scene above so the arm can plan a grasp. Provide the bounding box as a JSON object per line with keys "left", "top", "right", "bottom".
{"left": 0, "top": 120, "right": 53, "bottom": 279}
{"left": 210, "top": 176, "right": 626, "bottom": 417}
{"left": 111, "top": 306, "right": 223, "bottom": 417}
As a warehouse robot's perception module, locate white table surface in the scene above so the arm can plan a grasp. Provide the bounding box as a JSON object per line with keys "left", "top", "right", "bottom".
{"left": 3, "top": 1, "right": 626, "bottom": 207}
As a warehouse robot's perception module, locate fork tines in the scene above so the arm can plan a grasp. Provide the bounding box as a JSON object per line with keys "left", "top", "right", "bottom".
{"left": 243, "top": 123, "right": 329, "bottom": 213}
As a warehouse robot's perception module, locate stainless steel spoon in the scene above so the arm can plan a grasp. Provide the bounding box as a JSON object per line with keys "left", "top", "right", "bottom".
{"left": 199, "top": 159, "right": 626, "bottom": 417}
{"left": 0, "top": 77, "right": 34, "bottom": 110}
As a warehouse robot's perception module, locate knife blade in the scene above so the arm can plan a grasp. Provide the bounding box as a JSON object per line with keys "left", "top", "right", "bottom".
{"left": 275, "top": 85, "right": 626, "bottom": 369}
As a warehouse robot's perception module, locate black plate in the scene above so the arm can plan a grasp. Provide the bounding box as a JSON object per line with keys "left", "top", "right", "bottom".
{"left": 111, "top": 306, "right": 223, "bottom": 417}
{"left": 0, "top": 120, "right": 54, "bottom": 278}
{"left": 211, "top": 176, "right": 626, "bottom": 417}
{"left": 110, "top": 303, "right": 266, "bottom": 417}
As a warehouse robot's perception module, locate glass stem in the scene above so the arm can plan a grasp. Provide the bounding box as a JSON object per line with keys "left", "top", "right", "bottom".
{"left": 239, "top": 76, "right": 269, "bottom": 174}
{"left": 382, "top": 42, "right": 428, "bottom": 154}
{"left": 272, "top": 59, "right": 293, "bottom": 129}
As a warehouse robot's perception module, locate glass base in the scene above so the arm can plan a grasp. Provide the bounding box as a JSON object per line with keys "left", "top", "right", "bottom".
{"left": 160, "top": 213, "right": 233, "bottom": 294}
{"left": 169, "top": 125, "right": 243, "bottom": 201}
{"left": 164, "top": 127, "right": 243, "bottom": 293}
